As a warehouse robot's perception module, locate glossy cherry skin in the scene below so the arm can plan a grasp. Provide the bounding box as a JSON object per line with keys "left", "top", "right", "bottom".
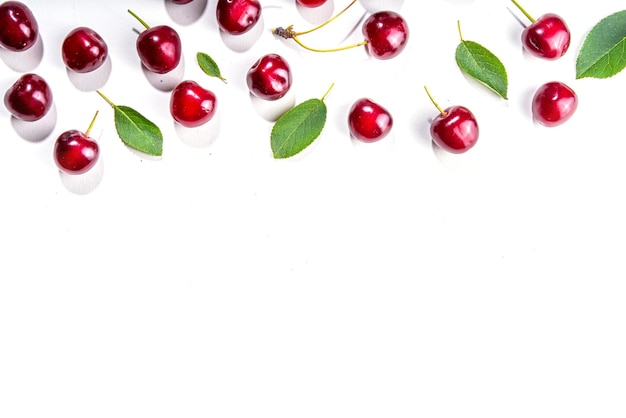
{"left": 522, "top": 13, "right": 570, "bottom": 59}
{"left": 362, "top": 11, "right": 409, "bottom": 60}
{"left": 348, "top": 98, "right": 393, "bottom": 142}
{"left": 170, "top": 80, "right": 217, "bottom": 128}
{"left": 54, "top": 130, "right": 99, "bottom": 174}
{"left": 216, "top": 0, "right": 262, "bottom": 35}
{"left": 296, "top": 0, "right": 328, "bottom": 7}
{"left": 4, "top": 73, "right": 52, "bottom": 121}
{"left": 532, "top": 81, "right": 577, "bottom": 127}
{"left": 246, "top": 54, "right": 292, "bottom": 101}
{"left": 136, "top": 25, "right": 182, "bottom": 74}
{"left": 430, "top": 106, "right": 479, "bottom": 154}
{"left": 0, "top": 1, "right": 38, "bottom": 51}
{"left": 62, "top": 27, "right": 108, "bottom": 73}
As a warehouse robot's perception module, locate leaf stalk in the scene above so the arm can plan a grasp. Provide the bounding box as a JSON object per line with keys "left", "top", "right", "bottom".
{"left": 321, "top": 83, "right": 335, "bottom": 101}
{"left": 96, "top": 90, "right": 116, "bottom": 108}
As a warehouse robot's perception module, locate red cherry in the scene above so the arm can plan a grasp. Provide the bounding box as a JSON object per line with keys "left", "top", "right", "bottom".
{"left": 531, "top": 81, "right": 577, "bottom": 127}
{"left": 296, "top": 0, "right": 328, "bottom": 7}
{"left": 362, "top": 10, "right": 409, "bottom": 60}
{"left": 431, "top": 106, "right": 479, "bottom": 153}
{"left": 4, "top": 73, "right": 53, "bottom": 122}
{"left": 425, "top": 87, "right": 478, "bottom": 154}
{"left": 128, "top": 10, "right": 182, "bottom": 74}
{"left": 62, "top": 27, "right": 108, "bottom": 73}
{"left": 511, "top": 0, "right": 570, "bottom": 60}
{"left": 54, "top": 133, "right": 98, "bottom": 174}
{"left": 348, "top": 98, "right": 393, "bottom": 142}
{"left": 246, "top": 54, "right": 292, "bottom": 101}
{"left": 522, "top": 14, "right": 570, "bottom": 59}
{"left": 216, "top": 0, "right": 262, "bottom": 35}
{"left": 0, "top": 1, "right": 38, "bottom": 51}
{"left": 170, "top": 80, "right": 218, "bottom": 128}
{"left": 54, "top": 110, "right": 100, "bottom": 175}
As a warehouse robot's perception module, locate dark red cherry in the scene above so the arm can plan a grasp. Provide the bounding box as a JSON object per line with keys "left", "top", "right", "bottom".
{"left": 522, "top": 14, "right": 570, "bottom": 59}
{"left": 430, "top": 106, "right": 479, "bottom": 153}
{"left": 531, "top": 81, "right": 577, "bottom": 127}
{"left": 4, "top": 73, "right": 53, "bottom": 121}
{"left": 128, "top": 10, "right": 182, "bottom": 74}
{"left": 246, "top": 53, "right": 292, "bottom": 101}
{"left": 62, "top": 27, "right": 108, "bottom": 73}
{"left": 170, "top": 80, "right": 217, "bottom": 128}
{"left": 54, "top": 118, "right": 100, "bottom": 175}
{"left": 425, "top": 86, "right": 478, "bottom": 154}
{"left": 296, "top": 0, "right": 328, "bottom": 7}
{"left": 511, "top": 0, "right": 570, "bottom": 60}
{"left": 348, "top": 98, "right": 393, "bottom": 142}
{"left": 362, "top": 10, "right": 409, "bottom": 60}
{"left": 216, "top": 0, "right": 262, "bottom": 35}
{"left": 0, "top": 1, "right": 38, "bottom": 51}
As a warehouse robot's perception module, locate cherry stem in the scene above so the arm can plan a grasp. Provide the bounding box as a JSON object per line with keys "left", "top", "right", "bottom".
{"left": 291, "top": 35, "right": 368, "bottom": 53}
{"left": 96, "top": 90, "right": 116, "bottom": 109}
{"left": 85, "top": 110, "right": 99, "bottom": 136}
{"left": 128, "top": 9, "right": 151, "bottom": 30}
{"left": 423, "top": 86, "right": 446, "bottom": 117}
{"left": 510, "top": 0, "right": 535, "bottom": 23}
{"left": 457, "top": 20, "right": 464, "bottom": 42}
{"left": 321, "top": 83, "right": 335, "bottom": 101}
{"left": 294, "top": 0, "right": 357, "bottom": 36}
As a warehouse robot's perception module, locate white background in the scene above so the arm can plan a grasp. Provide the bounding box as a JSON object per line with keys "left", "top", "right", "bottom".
{"left": 1, "top": 0, "right": 625, "bottom": 416}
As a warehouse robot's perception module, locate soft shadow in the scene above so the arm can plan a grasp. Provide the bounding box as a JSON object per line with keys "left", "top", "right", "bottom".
{"left": 10, "top": 104, "right": 57, "bottom": 142}
{"left": 164, "top": 0, "right": 208, "bottom": 25}
{"left": 66, "top": 55, "right": 112, "bottom": 92}
{"left": 58, "top": 155, "right": 104, "bottom": 195}
{"left": 174, "top": 108, "right": 222, "bottom": 148}
{"left": 350, "top": 130, "right": 395, "bottom": 160}
{"left": 219, "top": 17, "right": 264, "bottom": 53}
{"left": 249, "top": 90, "right": 295, "bottom": 122}
{"left": 0, "top": 35, "right": 43, "bottom": 72}
{"left": 142, "top": 55, "right": 185, "bottom": 92}
{"left": 359, "top": 0, "right": 404, "bottom": 13}
{"left": 296, "top": 0, "right": 334, "bottom": 25}
{"left": 431, "top": 139, "right": 481, "bottom": 174}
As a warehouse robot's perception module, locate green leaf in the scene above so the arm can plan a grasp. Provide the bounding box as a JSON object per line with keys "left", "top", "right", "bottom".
{"left": 576, "top": 10, "right": 626, "bottom": 79}
{"left": 455, "top": 35, "right": 508, "bottom": 99}
{"left": 197, "top": 52, "right": 227, "bottom": 82}
{"left": 114, "top": 105, "right": 163, "bottom": 156}
{"left": 271, "top": 98, "right": 327, "bottom": 159}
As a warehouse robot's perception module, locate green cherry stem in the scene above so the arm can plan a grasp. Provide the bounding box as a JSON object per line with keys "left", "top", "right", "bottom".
{"left": 510, "top": 0, "right": 536, "bottom": 23}
{"left": 294, "top": 0, "right": 357, "bottom": 37}
{"left": 128, "top": 9, "right": 151, "bottom": 29}
{"left": 291, "top": 36, "right": 368, "bottom": 53}
{"left": 457, "top": 20, "right": 464, "bottom": 42}
{"left": 424, "top": 86, "right": 447, "bottom": 117}
{"left": 85, "top": 110, "right": 99, "bottom": 137}
{"left": 272, "top": 0, "right": 365, "bottom": 53}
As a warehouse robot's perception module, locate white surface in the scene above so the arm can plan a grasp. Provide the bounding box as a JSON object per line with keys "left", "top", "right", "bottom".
{"left": 1, "top": 0, "right": 625, "bottom": 417}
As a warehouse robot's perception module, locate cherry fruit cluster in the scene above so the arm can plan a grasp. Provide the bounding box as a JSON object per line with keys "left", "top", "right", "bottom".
{"left": 0, "top": 0, "right": 581, "bottom": 192}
